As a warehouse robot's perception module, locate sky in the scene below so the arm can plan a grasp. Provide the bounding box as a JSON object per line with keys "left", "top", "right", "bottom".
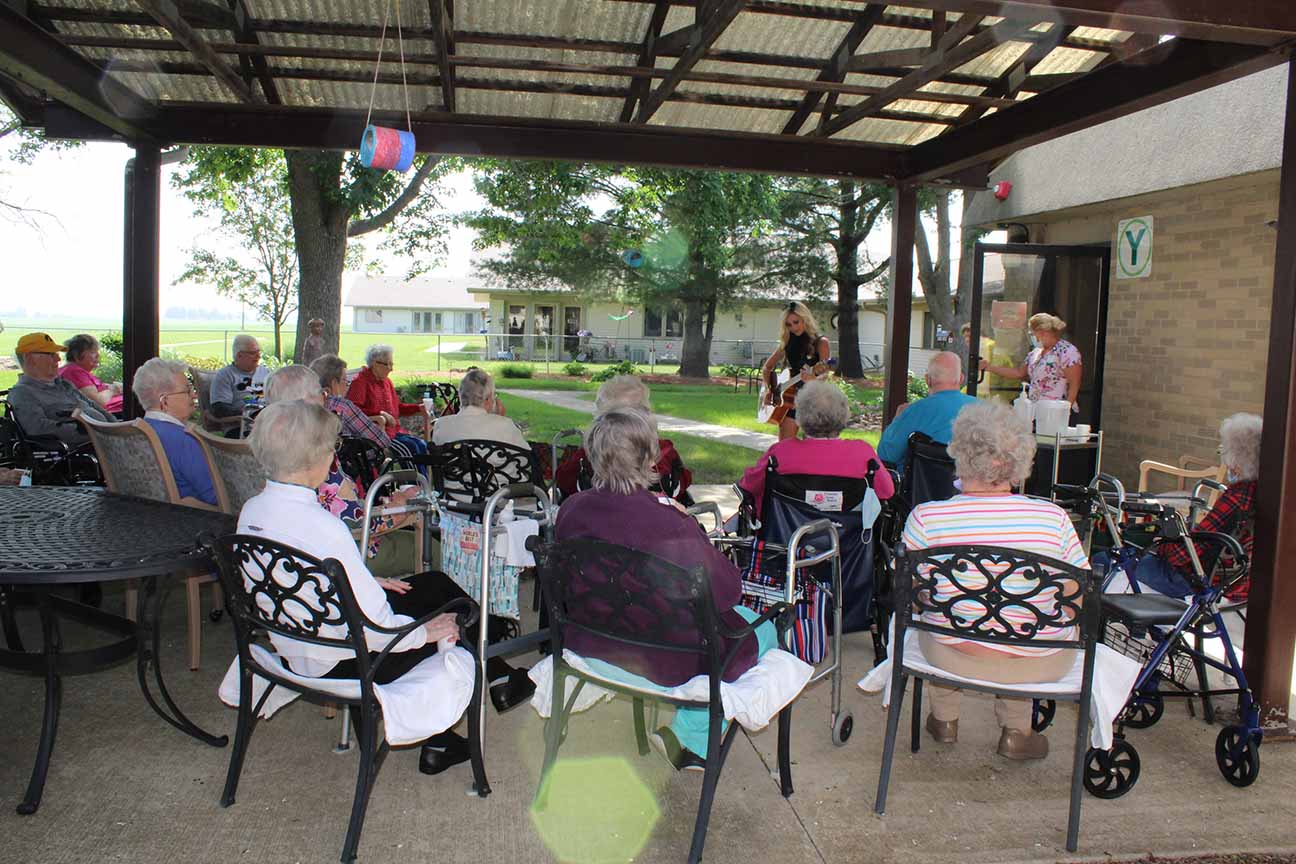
{"left": 1, "top": 135, "right": 965, "bottom": 325}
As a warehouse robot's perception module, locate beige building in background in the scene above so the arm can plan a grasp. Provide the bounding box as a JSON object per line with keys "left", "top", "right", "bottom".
{"left": 963, "top": 65, "right": 1284, "bottom": 484}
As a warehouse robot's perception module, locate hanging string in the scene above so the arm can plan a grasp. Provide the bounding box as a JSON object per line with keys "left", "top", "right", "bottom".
{"left": 395, "top": 0, "right": 413, "bottom": 134}
{"left": 360, "top": 0, "right": 417, "bottom": 172}
{"left": 363, "top": 0, "right": 395, "bottom": 130}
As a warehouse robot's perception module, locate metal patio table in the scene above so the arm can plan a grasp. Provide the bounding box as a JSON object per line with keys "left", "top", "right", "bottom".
{"left": 0, "top": 486, "right": 235, "bottom": 815}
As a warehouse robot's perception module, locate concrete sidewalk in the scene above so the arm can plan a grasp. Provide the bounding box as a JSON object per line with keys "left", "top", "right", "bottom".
{"left": 3, "top": 579, "right": 1294, "bottom": 864}
{"left": 500, "top": 388, "right": 777, "bottom": 451}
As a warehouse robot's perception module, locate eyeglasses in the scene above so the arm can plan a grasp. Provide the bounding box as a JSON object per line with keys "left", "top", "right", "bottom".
{"left": 237, "top": 349, "right": 261, "bottom": 358}
{"left": 372, "top": 359, "right": 392, "bottom": 367}
{"left": 161, "top": 385, "right": 197, "bottom": 400}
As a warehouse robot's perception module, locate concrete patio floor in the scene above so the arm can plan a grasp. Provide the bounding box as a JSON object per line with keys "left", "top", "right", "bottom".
{"left": 2, "top": 580, "right": 1294, "bottom": 864}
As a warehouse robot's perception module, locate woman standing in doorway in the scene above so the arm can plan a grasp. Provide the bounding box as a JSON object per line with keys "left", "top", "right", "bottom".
{"left": 761, "top": 301, "right": 832, "bottom": 441}
{"left": 979, "top": 313, "right": 1082, "bottom": 411}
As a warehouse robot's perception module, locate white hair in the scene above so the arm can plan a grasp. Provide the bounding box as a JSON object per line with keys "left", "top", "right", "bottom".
{"left": 795, "top": 380, "right": 849, "bottom": 439}
{"left": 594, "top": 375, "right": 650, "bottom": 414}
{"left": 133, "top": 357, "right": 189, "bottom": 410}
{"left": 925, "top": 352, "right": 963, "bottom": 388}
{"left": 365, "top": 343, "right": 394, "bottom": 367}
{"left": 585, "top": 407, "right": 660, "bottom": 496}
{"left": 231, "top": 334, "right": 259, "bottom": 354}
{"left": 1219, "top": 413, "right": 1262, "bottom": 482}
{"left": 948, "top": 400, "right": 1037, "bottom": 487}
{"left": 249, "top": 400, "right": 340, "bottom": 479}
{"left": 459, "top": 368, "right": 495, "bottom": 408}
{"left": 264, "top": 364, "right": 322, "bottom": 404}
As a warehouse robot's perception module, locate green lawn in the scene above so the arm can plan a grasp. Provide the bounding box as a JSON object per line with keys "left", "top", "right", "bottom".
{"left": 497, "top": 392, "right": 761, "bottom": 485}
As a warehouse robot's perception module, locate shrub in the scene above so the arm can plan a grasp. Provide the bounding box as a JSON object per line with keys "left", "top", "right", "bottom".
{"left": 499, "top": 362, "right": 534, "bottom": 379}
{"left": 719, "top": 363, "right": 748, "bottom": 378}
{"left": 907, "top": 370, "right": 929, "bottom": 400}
{"left": 590, "top": 359, "right": 640, "bottom": 382}
{"left": 162, "top": 350, "right": 223, "bottom": 371}
{"left": 562, "top": 361, "right": 588, "bottom": 377}
{"left": 832, "top": 375, "right": 865, "bottom": 416}
{"left": 99, "top": 331, "right": 124, "bottom": 354}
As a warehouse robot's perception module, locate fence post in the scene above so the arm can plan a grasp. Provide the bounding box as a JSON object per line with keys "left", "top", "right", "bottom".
{"left": 437, "top": 334, "right": 441, "bottom": 372}
{"left": 224, "top": 330, "right": 229, "bottom": 363}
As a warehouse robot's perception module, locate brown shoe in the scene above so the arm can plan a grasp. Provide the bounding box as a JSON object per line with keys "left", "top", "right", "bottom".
{"left": 997, "top": 727, "right": 1049, "bottom": 760}
{"left": 925, "top": 714, "right": 958, "bottom": 743}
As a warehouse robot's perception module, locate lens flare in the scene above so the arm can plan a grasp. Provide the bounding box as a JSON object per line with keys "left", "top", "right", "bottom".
{"left": 530, "top": 756, "right": 660, "bottom": 863}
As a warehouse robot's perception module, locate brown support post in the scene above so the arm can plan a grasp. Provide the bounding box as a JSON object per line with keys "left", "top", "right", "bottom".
{"left": 883, "top": 183, "right": 916, "bottom": 426}
{"left": 122, "top": 143, "right": 161, "bottom": 420}
{"left": 1244, "top": 58, "right": 1296, "bottom": 730}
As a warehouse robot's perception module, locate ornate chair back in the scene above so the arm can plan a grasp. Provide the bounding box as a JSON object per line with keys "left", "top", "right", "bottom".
{"left": 429, "top": 439, "right": 542, "bottom": 506}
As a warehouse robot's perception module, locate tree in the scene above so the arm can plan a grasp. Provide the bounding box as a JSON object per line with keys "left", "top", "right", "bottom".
{"left": 175, "top": 149, "right": 299, "bottom": 357}
{"left": 173, "top": 145, "right": 455, "bottom": 361}
{"left": 0, "top": 103, "right": 76, "bottom": 231}
{"left": 915, "top": 189, "right": 981, "bottom": 346}
{"left": 467, "top": 161, "right": 815, "bottom": 377}
{"left": 773, "top": 178, "right": 891, "bottom": 378}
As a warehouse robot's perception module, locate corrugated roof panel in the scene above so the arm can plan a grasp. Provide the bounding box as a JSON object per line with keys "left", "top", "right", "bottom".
{"left": 453, "top": 43, "right": 630, "bottom": 91}
{"left": 57, "top": 19, "right": 173, "bottom": 41}
{"left": 1032, "top": 45, "right": 1107, "bottom": 77}
{"left": 712, "top": 11, "right": 849, "bottom": 60}
{"left": 685, "top": 58, "right": 816, "bottom": 103}
{"left": 246, "top": 0, "right": 423, "bottom": 28}
{"left": 649, "top": 102, "right": 787, "bottom": 135}
{"left": 458, "top": 89, "right": 621, "bottom": 123}
{"left": 834, "top": 115, "right": 945, "bottom": 146}
{"left": 458, "top": 0, "right": 649, "bottom": 43}
{"left": 51, "top": 0, "right": 136, "bottom": 10}
{"left": 953, "top": 37, "right": 1032, "bottom": 79}
{"left": 857, "top": 24, "right": 929, "bottom": 54}
{"left": 110, "top": 71, "right": 240, "bottom": 104}
{"left": 278, "top": 78, "right": 418, "bottom": 111}
{"left": 79, "top": 45, "right": 196, "bottom": 67}
{"left": 1071, "top": 25, "right": 1131, "bottom": 45}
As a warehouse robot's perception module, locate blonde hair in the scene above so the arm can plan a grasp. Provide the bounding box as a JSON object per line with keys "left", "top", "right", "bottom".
{"left": 779, "top": 301, "right": 821, "bottom": 354}
{"left": 1028, "top": 313, "right": 1067, "bottom": 334}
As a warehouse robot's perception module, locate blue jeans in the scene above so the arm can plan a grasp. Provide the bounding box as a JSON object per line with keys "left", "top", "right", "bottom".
{"left": 393, "top": 432, "right": 428, "bottom": 456}
{"left": 1094, "top": 551, "right": 1193, "bottom": 598}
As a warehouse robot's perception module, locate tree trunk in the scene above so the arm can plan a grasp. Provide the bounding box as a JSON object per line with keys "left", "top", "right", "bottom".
{"left": 679, "top": 292, "right": 714, "bottom": 378}
{"left": 286, "top": 151, "right": 349, "bottom": 362}
{"left": 835, "top": 180, "right": 864, "bottom": 379}
{"left": 272, "top": 319, "right": 282, "bottom": 359}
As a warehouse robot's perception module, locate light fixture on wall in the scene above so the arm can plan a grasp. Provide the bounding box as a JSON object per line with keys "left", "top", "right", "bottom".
{"left": 1266, "top": 219, "right": 1279, "bottom": 230}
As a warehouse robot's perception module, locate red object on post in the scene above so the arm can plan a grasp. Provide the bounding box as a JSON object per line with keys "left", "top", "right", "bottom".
{"left": 993, "top": 181, "right": 1013, "bottom": 201}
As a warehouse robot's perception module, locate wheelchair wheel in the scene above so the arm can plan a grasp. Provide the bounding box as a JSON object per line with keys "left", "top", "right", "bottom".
{"left": 1031, "top": 699, "right": 1056, "bottom": 733}
{"left": 831, "top": 712, "right": 853, "bottom": 747}
{"left": 1123, "top": 692, "right": 1164, "bottom": 729}
{"left": 1215, "top": 725, "right": 1260, "bottom": 787}
{"left": 1083, "top": 739, "right": 1140, "bottom": 799}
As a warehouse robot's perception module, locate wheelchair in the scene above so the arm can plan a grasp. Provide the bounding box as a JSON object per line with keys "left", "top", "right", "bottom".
{"left": 547, "top": 427, "right": 694, "bottom": 506}
{"left": 1039, "top": 476, "right": 1260, "bottom": 798}
{"left": 0, "top": 392, "right": 101, "bottom": 485}
{"left": 722, "top": 456, "right": 883, "bottom": 746}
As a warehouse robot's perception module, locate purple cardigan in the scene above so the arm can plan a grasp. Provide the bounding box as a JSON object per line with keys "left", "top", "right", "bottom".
{"left": 555, "top": 488, "right": 759, "bottom": 687}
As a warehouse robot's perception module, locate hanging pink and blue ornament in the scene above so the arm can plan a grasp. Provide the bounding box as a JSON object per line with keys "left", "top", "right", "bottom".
{"left": 360, "top": 124, "right": 416, "bottom": 172}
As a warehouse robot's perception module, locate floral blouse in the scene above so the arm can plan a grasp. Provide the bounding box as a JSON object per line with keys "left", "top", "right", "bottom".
{"left": 1026, "top": 339, "right": 1082, "bottom": 401}
{"left": 316, "top": 457, "right": 399, "bottom": 558}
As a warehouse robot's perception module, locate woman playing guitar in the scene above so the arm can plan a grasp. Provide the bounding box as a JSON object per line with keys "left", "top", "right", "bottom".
{"left": 761, "top": 301, "right": 832, "bottom": 441}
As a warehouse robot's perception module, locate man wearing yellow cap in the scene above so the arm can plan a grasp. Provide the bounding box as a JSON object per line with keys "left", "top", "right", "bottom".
{"left": 9, "top": 332, "right": 116, "bottom": 445}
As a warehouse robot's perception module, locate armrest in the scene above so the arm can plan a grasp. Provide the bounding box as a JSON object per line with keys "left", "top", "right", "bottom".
{"left": 1190, "top": 530, "right": 1247, "bottom": 569}
{"left": 364, "top": 596, "right": 481, "bottom": 676}
{"left": 715, "top": 601, "right": 791, "bottom": 644}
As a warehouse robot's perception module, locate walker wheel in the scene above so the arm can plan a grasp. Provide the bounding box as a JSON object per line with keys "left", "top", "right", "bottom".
{"left": 1031, "top": 699, "right": 1056, "bottom": 733}
{"left": 831, "top": 712, "right": 853, "bottom": 747}
{"left": 1215, "top": 725, "right": 1260, "bottom": 787}
{"left": 1084, "top": 740, "right": 1140, "bottom": 799}
{"left": 1123, "top": 692, "right": 1164, "bottom": 729}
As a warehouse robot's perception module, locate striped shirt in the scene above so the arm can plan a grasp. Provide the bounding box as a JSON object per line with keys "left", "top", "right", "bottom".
{"left": 902, "top": 494, "right": 1089, "bottom": 657}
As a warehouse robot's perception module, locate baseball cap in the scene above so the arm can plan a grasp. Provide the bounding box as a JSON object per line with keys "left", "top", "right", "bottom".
{"left": 16, "top": 332, "right": 64, "bottom": 355}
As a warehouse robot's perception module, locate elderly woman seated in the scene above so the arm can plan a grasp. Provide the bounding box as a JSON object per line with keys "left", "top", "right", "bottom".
{"left": 262, "top": 365, "right": 535, "bottom": 713}
{"left": 431, "top": 368, "right": 528, "bottom": 449}
{"left": 58, "top": 334, "right": 124, "bottom": 417}
{"left": 311, "top": 353, "right": 415, "bottom": 462}
{"left": 553, "top": 375, "right": 693, "bottom": 501}
{"left": 134, "top": 357, "right": 218, "bottom": 506}
{"left": 1098, "top": 412, "right": 1261, "bottom": 600}
{"left": 739, "top": 380, "right": 894, "bottom": 517}
{"left": 345, "top": 344, "right": 430, "bottom": 458}
{"left": 902, "top": 400, "right": 1089, "bottom": 760}
{"left": 556, "top": 407, "right": 778, "bottom": 772}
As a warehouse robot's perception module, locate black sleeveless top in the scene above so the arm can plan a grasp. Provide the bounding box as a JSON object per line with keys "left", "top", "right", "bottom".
{"left": 784, "top": 332, "right": 821, "bottom": 375}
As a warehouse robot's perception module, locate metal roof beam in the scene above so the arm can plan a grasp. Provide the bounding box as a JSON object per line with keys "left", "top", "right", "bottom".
{"left": 226, "top": 0, "right": 280, "bottom": 103}
{"left": 0, "top": 3, "right": 152, "bottom": 140}
{"left": 906, "top": 37, "right": 1285, "bottom": 181}
{"left": 134, "top": 0, "right": 260, "bottom": 103}
{"left": 952, "top": 23, "right": 1074, "bottom": 125}
{"left": 781, "top": 3, "right": 884, "bottom": 135}
{"left": 635, "top": 0, "right": 745, "bottom": 122}
{"left": 427, "top": 0, "right": 455, "bottom": 111}
{"left": 621, "top": 0, "right": 669, "bottom": 122}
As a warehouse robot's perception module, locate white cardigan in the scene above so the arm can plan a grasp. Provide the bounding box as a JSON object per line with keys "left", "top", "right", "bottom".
{"left": 237, "top": 481, "right": 427, "bottom": 677}
{"left": 431, "top": 404, "right": 529, "bottom": 450}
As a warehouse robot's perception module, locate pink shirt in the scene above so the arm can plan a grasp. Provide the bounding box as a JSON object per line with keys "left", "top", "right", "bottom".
{"left": 739, "top": 437, "right": 894, "bottom": 518}
{"left": 58, "top": 363, "right": 123, "bottom": 414}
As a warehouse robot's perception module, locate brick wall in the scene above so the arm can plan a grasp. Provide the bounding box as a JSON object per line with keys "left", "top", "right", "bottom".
{"left": 1028, "top": 170, "right": 1278, "bottom": 485}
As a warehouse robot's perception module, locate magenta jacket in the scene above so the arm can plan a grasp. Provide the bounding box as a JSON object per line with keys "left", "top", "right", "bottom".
{"left": 739, "top": 437, "right": 894, "bottom": 518}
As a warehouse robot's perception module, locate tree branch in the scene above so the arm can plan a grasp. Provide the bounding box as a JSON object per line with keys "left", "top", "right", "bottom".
{"left": 347, "top": 156, "right": 441, "bottom": 237}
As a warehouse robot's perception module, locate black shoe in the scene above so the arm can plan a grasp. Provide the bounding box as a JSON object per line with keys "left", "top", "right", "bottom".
{"left": 489, "top": 667, "right": 536, "bottom": 714}
{"left": 419, "top": 732, "right": 470, "bottom": 776}
{"left": 649, "top": 727, "right": 706, "bottom": 773}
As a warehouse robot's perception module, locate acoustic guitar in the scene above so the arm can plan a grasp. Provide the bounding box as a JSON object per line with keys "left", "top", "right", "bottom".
{"left": 757, "top": 361, "right": 832, "bottom": 426}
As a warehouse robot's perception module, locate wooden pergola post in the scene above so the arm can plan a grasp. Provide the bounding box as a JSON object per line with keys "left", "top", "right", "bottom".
{"left": 883, "top": 183, "right": 918, "bottom": 425}
{"left": 122, "top": 143, "right": 161, "bottom": 421}
{"left": 1243, "top": 57, "right": 1296, "bottom": 730}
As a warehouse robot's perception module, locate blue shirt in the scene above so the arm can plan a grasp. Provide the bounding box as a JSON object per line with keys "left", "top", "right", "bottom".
{"left": 877, "top": 389, "right": 977, "bottom": 465}
{"left": 144, "top": 414, "right": 219, "bottom": 506}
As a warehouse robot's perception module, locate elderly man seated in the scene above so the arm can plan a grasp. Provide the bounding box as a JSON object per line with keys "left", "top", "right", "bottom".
{"left": 739, "top": 380, "right": 893, "bottom": 518}
{"left": 877, "top": 351, "right": 976, "bottom": 466}
{"left": 209, "top": 334, "right": 270, "bottom": 420}
{"left": 553, "top": 375, "right": 693, "bottom": 501}
{"left": 431, "top": 368, "right": 528, "bottom": 450}
{"left": 8, "top": 332, "right": 115, "bottom": 446}
{"left": 135, "top": 357, "right": 218, "bottom": 506}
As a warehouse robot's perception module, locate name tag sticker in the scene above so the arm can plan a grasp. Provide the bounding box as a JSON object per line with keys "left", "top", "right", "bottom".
{"left": 806, "top": 490, "right": 843, "bottom": 512}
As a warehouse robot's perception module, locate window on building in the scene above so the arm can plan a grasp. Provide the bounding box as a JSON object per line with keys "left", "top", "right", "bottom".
{"left": 643, "top": 306, "right": 683, "bottom": 338}
{"left": 364, "top": 308, "right": 384, "bottom": 323}
{"left": 434, "top": 311, "right": 443, "bottom": 331}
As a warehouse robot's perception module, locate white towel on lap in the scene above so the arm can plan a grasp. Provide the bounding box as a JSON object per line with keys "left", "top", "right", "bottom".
{"left": 218, "top": 644, "right": 476, "bottom": 746}
{"left": 528, "top": 648, "right": 812, "bottom": 732}
{"left": 857, "top": 627, "right": 1140, "bottom": 750}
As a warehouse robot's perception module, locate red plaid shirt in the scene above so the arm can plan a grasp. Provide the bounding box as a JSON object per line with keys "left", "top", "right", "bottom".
{"left": 1158, "top": 480, "right": 1255, "bottom": 594}
{"left": 326, "top": 395, "right": 390, "bottom": 451}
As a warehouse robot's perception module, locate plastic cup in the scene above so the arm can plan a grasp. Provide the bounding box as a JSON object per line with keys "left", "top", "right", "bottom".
{"left": 1076, "top": 424, "right": 1091, "bottom": 436}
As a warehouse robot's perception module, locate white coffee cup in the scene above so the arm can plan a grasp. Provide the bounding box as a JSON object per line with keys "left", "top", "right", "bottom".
{"left": 1076, "top": 424, "right": 1091, "bottom": 436}
{"left": 422, "top": 397, "right": 436, "bottom": 415}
